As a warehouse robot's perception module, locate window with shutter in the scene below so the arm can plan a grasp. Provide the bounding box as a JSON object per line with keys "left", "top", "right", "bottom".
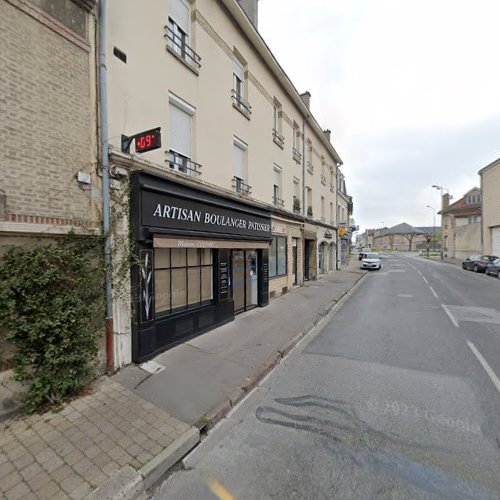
{"left": 169, "top": 103, "right": 192, "bottom": 159}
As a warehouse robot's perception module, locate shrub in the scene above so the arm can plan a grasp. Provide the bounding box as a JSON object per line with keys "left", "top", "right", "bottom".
{"left": 0, "top": 235, "right": 105, "bottom": 413}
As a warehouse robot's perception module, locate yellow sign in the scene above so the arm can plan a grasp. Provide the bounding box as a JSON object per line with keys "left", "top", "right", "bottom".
{"left": 338, "top": 228, "right": 346, "bottom": 236}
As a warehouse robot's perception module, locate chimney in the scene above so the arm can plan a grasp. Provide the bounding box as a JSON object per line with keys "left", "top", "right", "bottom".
{"left": 323, "top": 129, "right": 331, "bottom": 142}
{"left": 237, "top": 0, "right": 259, "bottom": 28}
{"left": 442, "top": 193, "right": 450, "bottom": 210}
{"left": 300, "top": 91, "right": 311, "bottom": 109}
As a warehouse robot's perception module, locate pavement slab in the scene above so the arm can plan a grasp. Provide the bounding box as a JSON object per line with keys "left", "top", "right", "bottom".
{"left": 0, "top": 379, "right": 198, "bottom": 499}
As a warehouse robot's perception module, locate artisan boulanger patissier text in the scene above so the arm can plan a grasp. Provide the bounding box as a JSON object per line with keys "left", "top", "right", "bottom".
{"left": 152, "top": 203, "right": 270, "bottom": 232}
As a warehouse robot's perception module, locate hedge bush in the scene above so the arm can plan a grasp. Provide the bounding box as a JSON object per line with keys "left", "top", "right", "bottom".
{"left": 0, "top": 235, "right": 105, "bottom": 413}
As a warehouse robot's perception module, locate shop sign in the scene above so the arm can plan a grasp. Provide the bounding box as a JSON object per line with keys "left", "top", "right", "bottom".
{"left": 141, "top": 190, "right": 271, "bottom": 238}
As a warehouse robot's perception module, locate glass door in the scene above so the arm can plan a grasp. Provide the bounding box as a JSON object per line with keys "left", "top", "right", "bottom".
{"left": 232, "top": 249, "right": 258, "bottom": 313}
{"left": 246, "top": 250, "right": 258, "bottom": 309}
{"left": 232, "top": 250, "right": 245, "bottom": 313}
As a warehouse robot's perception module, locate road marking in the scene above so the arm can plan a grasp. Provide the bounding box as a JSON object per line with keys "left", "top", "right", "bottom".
{"left": 429, "top": 286, "right": 438, "bottom": 299}
{"left": 422, "top": 276, "right": 429, "bottom": 284}
{"left": 467, "top": 341, "right": 500, "bottom": 396}
{"left": 209, "top": 479, "right": 235, "bottom": 500}
{"left": 442, "top": 304, "right": 459, "bottom": 328}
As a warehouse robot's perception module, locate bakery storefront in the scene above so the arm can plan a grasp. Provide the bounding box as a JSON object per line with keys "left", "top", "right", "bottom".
{"left": 131, "top": 172, "right": 272, "bottom": 362}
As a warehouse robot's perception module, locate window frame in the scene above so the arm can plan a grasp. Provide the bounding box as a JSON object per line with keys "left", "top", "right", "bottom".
{"left": 269, "top": 236, "right": 288, "bottom": 278}
{"left": 154, "top": 247, "right": 214, "bottom": 317}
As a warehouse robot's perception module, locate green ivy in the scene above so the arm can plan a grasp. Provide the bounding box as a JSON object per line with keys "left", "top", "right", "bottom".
{"left": 0, "top": 235, "right": 105, "bottom": 413}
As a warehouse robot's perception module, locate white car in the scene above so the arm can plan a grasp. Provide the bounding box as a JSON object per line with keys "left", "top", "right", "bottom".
{"left": 361, "top": 252, "right": 382, "bottom": 270}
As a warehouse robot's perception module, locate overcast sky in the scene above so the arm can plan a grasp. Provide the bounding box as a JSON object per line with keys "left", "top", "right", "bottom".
{"left": 258, "top": 0, "right": 500, "bottom": 232}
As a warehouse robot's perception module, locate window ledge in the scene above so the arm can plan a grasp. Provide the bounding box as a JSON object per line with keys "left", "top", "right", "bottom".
{"left": 167, "top": 45, "right": 200, "bottom": 76}
{"left": 273, "top": 136, "right": 284, "bottom": 149}
{"left": 270, "top": 274, "right": 287, "bottom": 280}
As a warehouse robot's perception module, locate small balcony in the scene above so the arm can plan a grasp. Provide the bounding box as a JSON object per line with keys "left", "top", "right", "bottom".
{"left": 306, "top": 161, "right": 314, "bottom": 175}
{"left": 231, "top": 90, "right": 252, "bottom": 119}
{"left": 273, "top": 196, "right": 285, "bottom": 208}
{"left": 292, "top": 147, "right": 302, "bottom": 164}
{"left": 165, "top": 25, "right": 201, "bottom": 73}
{"left": 272, "top": 129, "right": 284, "bottom": 149}
{"left": 167, "top": 151, "right": 202, "bottom": 176}
{"left": 321, "top": 174, "right": 327, "bottom": 186}
{"left": 232, "top": 176, "right": 251, "bottom": 195}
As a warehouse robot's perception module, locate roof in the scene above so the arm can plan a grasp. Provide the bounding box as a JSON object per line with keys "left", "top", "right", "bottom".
{"left": 221, "top": 0, "right": 343, "bottom": 166}
{"left": 441, "top": 187, "right": 481, "bottom": 216}
{"left": 383, "top": 222, "right": 425, "bottom": 236}
{"left": 478, "top": 157, "right": 500, "bottom": 175}
{"left": 416, "top": 226, "right": 440, "bottom": 234}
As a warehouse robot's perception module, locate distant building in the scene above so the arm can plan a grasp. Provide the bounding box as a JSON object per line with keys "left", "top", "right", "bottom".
{"left": 479, "top": 159, "right": 500, "bottom": 256}
{"left": 440, "top": 188, "right": 481, "bottom": 259}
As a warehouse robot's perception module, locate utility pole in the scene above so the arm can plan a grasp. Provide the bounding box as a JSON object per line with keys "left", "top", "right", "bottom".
{"left": 431, "top": 185, "right": 449, "bottom": 260}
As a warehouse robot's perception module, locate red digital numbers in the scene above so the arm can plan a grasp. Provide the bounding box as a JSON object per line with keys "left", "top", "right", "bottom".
{"left": 135, "top": 129, "right": 160, "bottom": 153}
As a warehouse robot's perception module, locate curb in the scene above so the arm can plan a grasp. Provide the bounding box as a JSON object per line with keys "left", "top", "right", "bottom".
{"left": 203, "top": 270, "right": 367, "bottom": 429}
{"left": 86, "top": 426, "right": 200, "bottom": 500}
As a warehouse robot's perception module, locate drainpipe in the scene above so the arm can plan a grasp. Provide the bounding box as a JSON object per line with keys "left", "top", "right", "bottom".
{"left": 335, "top": 163, "right": 339, "bottom": 270}
{"left": 99, "top": 0, "right": 114, "bottom": 372}
{"left": 302, "top": 115, "right": 309, "bottom": 281}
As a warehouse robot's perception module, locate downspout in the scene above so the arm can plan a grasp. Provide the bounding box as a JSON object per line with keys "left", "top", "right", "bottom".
{"left": 302, "top": 115, "right": 309, "bottom": 281}
{"left": 480, "top": 173, "right": 484, "bottom": 254}
{"left": 99, "top": 0, "right": 114, "bottom": 371}
{"left": 335, "top": 164, "right": 339, "bottom": 270}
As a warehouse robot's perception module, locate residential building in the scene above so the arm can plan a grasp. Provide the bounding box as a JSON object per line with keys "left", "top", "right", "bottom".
{"left": 104, "top": 0, "right": 348, "bottom": 365}
{"left": 479, "top": 158, "right": 500, "bottom": 256}
{"left": 336, "top": 169, "right": 352, "bottom": 266}
{"left": 0, "top": 0, "right": 100, "bottom": 362}
{"left": 440, "top": 188, "right": 481, "bottom": 259}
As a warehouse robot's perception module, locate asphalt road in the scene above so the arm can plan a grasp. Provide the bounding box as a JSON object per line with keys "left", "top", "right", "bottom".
{"left": 152, "top": 254, "right": 500, "bottom": 499}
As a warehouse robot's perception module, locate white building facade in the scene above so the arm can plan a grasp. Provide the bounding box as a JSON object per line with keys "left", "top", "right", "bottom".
{"left": 103, "top": 0, "right": 350, "bottom": 365}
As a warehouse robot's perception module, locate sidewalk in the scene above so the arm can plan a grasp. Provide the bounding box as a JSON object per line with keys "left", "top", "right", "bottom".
{"left": 0, "top": 261, "right": 365, "bottom": 499}
{"left": 114, "top": 261, "right": 366, "bottom": 427}
{"left": 419, "top": 255, "right": 462, "bottom": 266}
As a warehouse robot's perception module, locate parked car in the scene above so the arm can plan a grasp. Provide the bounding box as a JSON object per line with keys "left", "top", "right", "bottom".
{"left": 462, "top": 255, "right": 499, "bottom": 273}
{"left": 485, "top": 258, "right": 500, "bottom": 277}
{"left": 361, "top": 252, "right": 382, "bottom": 270}
{"left": 359, "top": 247, "right": 372, "bottom": 261}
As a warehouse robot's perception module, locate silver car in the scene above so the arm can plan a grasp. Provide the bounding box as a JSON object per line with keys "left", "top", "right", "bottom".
{"left": 361, "top": 252, "right": 382, "bottom": 270}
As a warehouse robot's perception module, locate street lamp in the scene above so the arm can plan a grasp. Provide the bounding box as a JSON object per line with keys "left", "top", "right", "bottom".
{"left": 426, "top": 205, "right": 436, "bottom": 252}
{"left": 431, "top": 185, "right": 450, "bottom": 260}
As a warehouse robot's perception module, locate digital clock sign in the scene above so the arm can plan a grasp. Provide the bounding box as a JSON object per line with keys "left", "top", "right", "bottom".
{"left": 135, "top": 128, "right": 161, "bottom": 153}
{"left": 121, "top": 127, "right": 162, "bottom": 154}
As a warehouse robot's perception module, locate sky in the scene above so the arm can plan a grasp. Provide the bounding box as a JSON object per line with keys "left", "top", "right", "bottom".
{"left": 258, "top": 0, "right": 500, "bottom": 232}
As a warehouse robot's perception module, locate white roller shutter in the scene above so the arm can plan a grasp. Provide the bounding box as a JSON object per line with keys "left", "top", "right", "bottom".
{"left": 169, "top": 103, "right": 191, "bottom": 158}
{"left": 234, "top": 144, "right": 245, "bottom": 179}
{"left": 273, "top": 165, "right": 281, "bottom": 190}
{"left": 492, "top": 227, "right": 500, "bottom": 256}
{"left": 169, "top": 0, "right": 190, "bottom": 34}
{"left": 233, "top": 58, "right": 244, "bottom": 81}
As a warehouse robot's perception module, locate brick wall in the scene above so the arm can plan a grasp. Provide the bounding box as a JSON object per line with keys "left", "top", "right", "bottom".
{"left": 0, "top": 0, "right": 97, "bottom": 225}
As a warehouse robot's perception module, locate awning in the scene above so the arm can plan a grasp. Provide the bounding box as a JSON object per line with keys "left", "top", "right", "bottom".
{"left": 153, "top": 236, "right": 270, "bottom": 249}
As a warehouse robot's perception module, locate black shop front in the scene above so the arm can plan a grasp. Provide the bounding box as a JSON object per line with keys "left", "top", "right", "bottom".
{"left": 131, "top": 172, "right": 272, "bottom": 363}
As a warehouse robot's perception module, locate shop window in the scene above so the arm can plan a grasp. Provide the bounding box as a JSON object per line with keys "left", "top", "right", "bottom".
{"left": 269, "top": 236, "right": 287, "bottom": 278}
{"left": 154, "top": 248, "right": 213, "bottom": 316}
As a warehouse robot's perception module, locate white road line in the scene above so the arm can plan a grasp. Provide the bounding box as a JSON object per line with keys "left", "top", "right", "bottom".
{"left": 422, "top": 276, "right": 429, "bottom": 284}
{"left": 429, "top": 286, "right": 438, "bottom": 299}
{"left": 441, "top": 304, "right": 459, "bottom": 328}
{"left": 467, "top": 341, "right": 500, "bottom": 396}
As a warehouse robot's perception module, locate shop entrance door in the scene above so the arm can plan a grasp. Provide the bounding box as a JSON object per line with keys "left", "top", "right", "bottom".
{"left": 292, "top": 238, "right": 298, "bottom": 285}
{"left": 232, "top": 249, "right": 258, "bottom": 314}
